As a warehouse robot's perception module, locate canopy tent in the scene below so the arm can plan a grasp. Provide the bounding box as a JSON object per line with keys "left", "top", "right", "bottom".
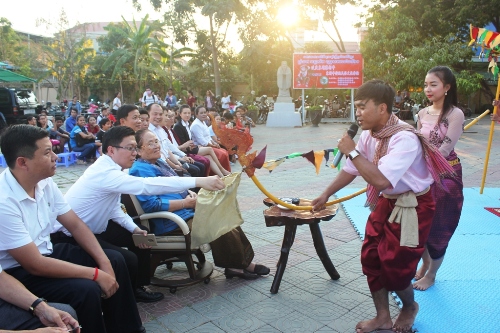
{"left": 0, "top": 68, "right": 37, "bottom": 83}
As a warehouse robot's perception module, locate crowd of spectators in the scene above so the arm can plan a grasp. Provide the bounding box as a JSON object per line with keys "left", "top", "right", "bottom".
{"left": 0, "top": 88, "right": 269, "bottom": 332}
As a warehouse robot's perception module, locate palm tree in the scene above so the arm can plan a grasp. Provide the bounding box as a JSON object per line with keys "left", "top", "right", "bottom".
{"left": 102, "top": 15, "right": 165, "bottom": 94}
{"left": 151, "top": 41, "right": 196, "bottom": 88}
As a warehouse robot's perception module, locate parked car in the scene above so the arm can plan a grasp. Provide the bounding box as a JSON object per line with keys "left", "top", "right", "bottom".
{"left": 0, "top": 87, "right": 42, "bottom": 125}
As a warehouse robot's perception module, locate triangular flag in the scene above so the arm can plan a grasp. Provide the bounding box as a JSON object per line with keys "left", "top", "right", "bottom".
{"left": 252, "top": 145, "right": 267, "bottom": 169}
{"left": 313, "top": 150, "right": 325, "bottom": 174}
{"left": 324, "top": 148, "right": 334, "bottom": 165}
{"left": 262, "top": 157, "right": 286, "bottom": 172}
{"left": 301, "top": 150, "right": 315, "bottom": 166}
{"left": 331, "top": 148, "right": 342, "bottom": 170}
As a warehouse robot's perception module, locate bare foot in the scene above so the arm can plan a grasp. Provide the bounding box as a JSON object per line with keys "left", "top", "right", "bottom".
{"left": 413, "top": 275, "right": 435, "bottom": 291}
{"left": 393, "top": 302, "right": 419, "bottom": 333}
{"left": 414, "top": 265, "right": 428, "bottom": 281}
{"left": 355, "top": 316, "right": 392, "bottom": 333}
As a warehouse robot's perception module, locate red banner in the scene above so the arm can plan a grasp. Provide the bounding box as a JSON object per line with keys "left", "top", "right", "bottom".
{"left": 293, "top": 53, "right": 363, "bottom": 89}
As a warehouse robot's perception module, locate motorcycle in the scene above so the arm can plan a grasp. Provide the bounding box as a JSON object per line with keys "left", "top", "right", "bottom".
{"left": 256, "top": 95, "right": 270, "bottom": 124}
{"left": 458, "top": 101, "right": 472, "bottom": 117}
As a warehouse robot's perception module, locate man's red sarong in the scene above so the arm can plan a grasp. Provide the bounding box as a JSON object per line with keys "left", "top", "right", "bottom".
{"left": 361, "top": 188, "right": 435, "bottom": 292}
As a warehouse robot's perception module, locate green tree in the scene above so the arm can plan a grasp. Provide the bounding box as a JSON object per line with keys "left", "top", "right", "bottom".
{"left": 39, "top": 10, "right": 95, "bottom": 100}
{"left": 135, "top": 0, "right": 246, "bottom": 97}
{"left": 360, "top": 6, "right": 477, "bottom": 97}
{"left": 101, "top": 15, "right": 166, "bottom": 98}
{"left": 0, "top": 18, "right": 22, "bottom": 63}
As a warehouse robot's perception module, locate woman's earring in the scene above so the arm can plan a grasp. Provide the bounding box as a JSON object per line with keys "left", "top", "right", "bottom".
{"left": 445, "top": 91, "right": 448, "bottom": 96}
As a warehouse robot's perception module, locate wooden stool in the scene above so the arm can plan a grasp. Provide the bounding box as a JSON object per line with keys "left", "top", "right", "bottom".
{"left": 263, "top": 198, "right": 340, "bottom": 294}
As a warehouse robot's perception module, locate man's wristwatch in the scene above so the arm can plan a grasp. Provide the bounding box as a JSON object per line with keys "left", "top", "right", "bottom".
{"left": 29, "top": 298, "right": 47, "bottom": 316}
{"left": 348, "top": 149, "right": 360, "bottom": 160}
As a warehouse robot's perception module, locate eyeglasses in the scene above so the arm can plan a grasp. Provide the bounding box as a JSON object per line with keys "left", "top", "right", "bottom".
{"left": 142, "top": 140, "right": 160, "bottom": 149}
{"left": 112, "top": 146, "right": 140, "bottom": 153}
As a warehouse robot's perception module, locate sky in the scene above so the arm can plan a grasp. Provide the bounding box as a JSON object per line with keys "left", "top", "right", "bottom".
{"left": 2, "top": 0, "right": 364, "bottom": 50}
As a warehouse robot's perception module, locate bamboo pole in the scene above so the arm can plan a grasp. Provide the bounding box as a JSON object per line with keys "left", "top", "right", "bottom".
{"left": 250, "top": 175, "right": 366, "bottom": 210}
{"left": 464, "top": 109, "right": 491, "bottom": 130}
{"left": 480, "top": 77, "right": 500, "bottom": 194}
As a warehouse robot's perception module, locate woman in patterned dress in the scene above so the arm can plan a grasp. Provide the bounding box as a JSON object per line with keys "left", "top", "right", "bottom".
{"left": 413, "top": 66, "right": 464, "bottom": 290}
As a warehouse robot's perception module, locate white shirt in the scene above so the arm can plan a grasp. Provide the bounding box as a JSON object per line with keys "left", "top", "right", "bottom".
{"left": 343, "top": 128, "right": 433, "bottom": 196}
{"left": 190, "top": 118, "right": 212, "bottom": 146}
{"left": 148, "top": 123, "right": 185, "bottom": 160}
{"left": 221, "top": 96, "right": 230, "bottom": 109}
{"left": 165, "top": 127, "right": 186, "bottom": 158}
{"left": 0, "top": 169, "right": 71, "bottom": 270}
{"left": 181, "top": 120, "right": 192, "bottom": 139}
{"left": 143, "top": 94, "right": 158, "bottom": 106}
{"left": 54, "top": 154, "right": 196, "bottom": 235}
{"left": 113, "top": 97, "right": 121, "bottom": 110}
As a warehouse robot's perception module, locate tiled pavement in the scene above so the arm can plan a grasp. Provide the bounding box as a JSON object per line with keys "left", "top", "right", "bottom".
{"left": 2, "top": 116, "right": 499, "bottom": 332}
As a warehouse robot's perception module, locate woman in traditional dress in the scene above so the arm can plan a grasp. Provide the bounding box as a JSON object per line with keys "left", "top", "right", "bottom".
{"left": 413, "top": 66, "right": 464, "bottom": 290}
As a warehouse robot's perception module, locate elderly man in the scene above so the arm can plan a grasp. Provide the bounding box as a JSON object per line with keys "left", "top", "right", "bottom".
{"left": 147, "top": 103, "right": 204, "bottom": 177}
{"left": 312, "top": 80, "right": 454, "bottom": 333}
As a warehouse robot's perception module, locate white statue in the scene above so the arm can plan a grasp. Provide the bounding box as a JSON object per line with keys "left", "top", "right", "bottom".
{"left": 277, "top": 61, "right": 292, "bottom": 97}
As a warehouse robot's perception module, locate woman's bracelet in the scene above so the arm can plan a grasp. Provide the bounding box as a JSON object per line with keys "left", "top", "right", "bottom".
{"left": 181, "top": 200, "right": 185, "bottom": 209}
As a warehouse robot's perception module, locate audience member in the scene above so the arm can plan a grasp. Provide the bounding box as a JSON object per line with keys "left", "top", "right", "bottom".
{"left": 86, "top": 115, "right": 100, "bottom": 135}
{"left": 69, "top": 115, "right": 97, "bottom": 165}
{"left": 163, "top": 108, "right": 210, "bottom": 176}
{"left": 64, "top": 109, "right": 78, "bottom": 132}
{"left": 26, "top": 115, "right": 37, "bottom": 126}
{"left": 116, "top": 105, "right": 142, "bottom": 131}
{"left": 112, "top": 92, "right": 122, "bottom": 115}
{"left": 142, "top": 87, "right": 159, "bottom": 107}
{"left": 165, "top": 88, "right": 177, "bottom": 108}
{"left": 139, "top": 108, "right": 150, "bottom": 130}
{"left": 187, "top": 90, "right": 196, "bottom": 108}
{"left": 96, "top": 118, "right": 111, "bottom": 142}
{"left": 97, "top": 106, "right": 116, "bottom": 125}
{"left": 65, "top": 96, "right": 81, "bottom": 117}
{"left": 50, "top": 117, "right": 70, "bottom": 153}
{"left": 0, "top": 264, "right": 80, "bottom": 332}
{"left": 146, "top": 104, "right": 192, "bottom": 175}
{"left": 173, "top": 105, "right": 231, "bottom": 177}
{"left": 190, "top": 106, "right": 231, "bottom": 173}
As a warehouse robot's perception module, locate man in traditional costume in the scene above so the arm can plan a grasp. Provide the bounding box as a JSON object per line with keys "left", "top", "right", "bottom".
{"left": 312, "top": 80, "right": 454, "bottom": 333}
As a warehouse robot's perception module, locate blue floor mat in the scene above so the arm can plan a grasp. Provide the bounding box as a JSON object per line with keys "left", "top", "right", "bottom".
{"left": 339, "top": 187, "right": 499, "bottom": 332}
{"left": 414, "top": 280, "right": 499, "bottom": 333}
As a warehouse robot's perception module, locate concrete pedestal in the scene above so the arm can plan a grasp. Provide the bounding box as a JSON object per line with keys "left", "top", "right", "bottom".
{"left": 266, "top": 102, "right": 302, "bottom": 127}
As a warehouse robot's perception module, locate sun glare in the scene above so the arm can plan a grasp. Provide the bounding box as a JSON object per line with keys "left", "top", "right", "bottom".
{"left": 277, "top": 5, "right": 299, "bottom": 28}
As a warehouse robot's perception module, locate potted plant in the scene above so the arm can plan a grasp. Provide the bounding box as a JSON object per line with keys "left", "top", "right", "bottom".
{"left": 307, "top": 105, "right": 323, "bottom": 127}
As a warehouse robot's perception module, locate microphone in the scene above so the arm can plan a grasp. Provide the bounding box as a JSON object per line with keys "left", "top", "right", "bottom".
{"left": 332, "top": 123, "right": 359, "bottom": 167}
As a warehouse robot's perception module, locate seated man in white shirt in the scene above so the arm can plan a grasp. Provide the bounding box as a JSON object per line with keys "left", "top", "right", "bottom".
{"left": 116, "top": 105, "right": 142, "bottom": 131}
{"left": 0, "top": 264, "right": 80, "bottom": 332}
{"left": 147, "top": 103, "right": 205, "bottom": 177}
{"left": 0, "top": 125, "right": 145, "bottom": 333}
{"left": 52, "top": 126, "right": 225, "bottom": 303}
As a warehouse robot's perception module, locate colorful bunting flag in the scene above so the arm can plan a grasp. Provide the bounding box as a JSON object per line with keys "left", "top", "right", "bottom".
{"left": 469, "top": 25, "right": 500, "bottom": 78}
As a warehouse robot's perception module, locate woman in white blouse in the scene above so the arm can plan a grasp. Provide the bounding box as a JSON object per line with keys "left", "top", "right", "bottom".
{"left": 189, "top": 106, "right": 232, "bottom": 174}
